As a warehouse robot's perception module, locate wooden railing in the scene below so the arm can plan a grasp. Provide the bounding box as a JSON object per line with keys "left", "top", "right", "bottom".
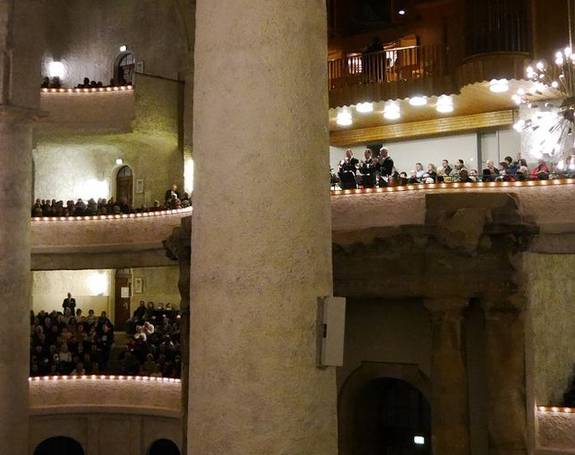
{"left": 328, "top": 44, "right": 447, "bottom": 91}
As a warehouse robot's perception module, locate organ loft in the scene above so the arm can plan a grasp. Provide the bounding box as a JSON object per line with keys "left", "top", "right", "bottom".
{"left": 2, "top": 0, "right": 575, "bottom": 454}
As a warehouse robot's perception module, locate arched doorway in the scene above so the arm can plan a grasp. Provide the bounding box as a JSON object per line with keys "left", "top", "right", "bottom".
{"left": 116, "top": 165, "right": 133, "bottom": 206}
{"left": 353, "top": 377, "right": 431, "bottom": 455}
{"left": 115, "top": 51, "right": 135, "bottom": 85}
{"left": 34, "top": 436, "right": 84, "bottom": 455}
{"left": 148, "top": 439, "right": 180, "bottom": 455}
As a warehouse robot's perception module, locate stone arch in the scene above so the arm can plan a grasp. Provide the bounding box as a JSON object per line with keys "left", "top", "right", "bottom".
{"left": 148, "top": 438, "right": 180, "bottom": 455}
{"left": 34, "top": 436, "right": 84, "bottom": 455}
{"left": 338, "top": 361, "right": 431, "bottom": 454}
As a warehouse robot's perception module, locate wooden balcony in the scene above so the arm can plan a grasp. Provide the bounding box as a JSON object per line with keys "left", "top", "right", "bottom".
{"left": 328, "top": 44, "right": 454, "bottom": 108}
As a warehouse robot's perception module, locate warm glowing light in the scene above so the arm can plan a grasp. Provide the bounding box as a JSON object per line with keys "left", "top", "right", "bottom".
{"left": 115, "top": 158, "right": 124, "bottom": 165}
{"left": 48, "top": 61, "right": 66, "bottom": 79}
{"left": 489, "top": 79, "right": 509, "bottom": 93}
{"left": 436, "top": 95, "right": 453, "bottom": 113}
{"left": 536, "top": 61, "right": 545, "bottom": 71}
{"left": 336, "top": 110, "right": 353, "bottom": 126}
{"left": 120, "top": 45, "right": 127, "bottom": 52}
{"left": 552, "top": 80, "right": 560, "bottom": 89}
{"left": 409, "top": 96, "right": 427, "bottom": 107}
{"left": 513, "top": 119, "right": 525, "bottom": 132}
{"left": 383, "top": 101, "right": 401, "bottom": 120}
{"left": 87, "top": 272, "right": 108, "bottom": 296}
{"left": 355, "top": 102, "right": 374, "bottom": 113}
{"left": 398, "top": 9, "right": 406, "bottom": 15}
{"left": 414, "top": 436, "right": 425, "bottom": 445}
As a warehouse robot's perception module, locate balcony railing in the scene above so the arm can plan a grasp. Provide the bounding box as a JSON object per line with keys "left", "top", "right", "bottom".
{"left": 328, "top": 44, "right": 447, "bottom": 91}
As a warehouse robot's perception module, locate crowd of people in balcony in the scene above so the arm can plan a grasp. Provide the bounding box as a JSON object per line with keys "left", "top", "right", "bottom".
{"left": 31, "top": 295, "right": 114, "bottom": 376}
{"left": 41, "top": 75, "right": 131, "bottom": 90}
{"left": 120, "top": 301, "right": 181, "bottom": 378}
{"left": 30, "top": 295, "right": 181, "bottom": 378}
{"left": 332, "top": 147, "right": 556, "bottom": 190}
{"left": 32, "top": 185, "right": 191, "bottom": 218}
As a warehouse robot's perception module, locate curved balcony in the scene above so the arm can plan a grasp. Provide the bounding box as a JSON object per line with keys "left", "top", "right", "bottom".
{"left": 29, "top": 375, "right": 181, "bottom": 455}
{"left": 537, "top": 406, "right": 575, "bottom": 454}
{"left": 29, "top": 181, "right": 575, "bottom": 271}
{"left": 31, "top": 207, "right": 192, "bottom": 270}
{"left": 37, "top": 86, "right": 135, "bottom": 135}
{"left": 328, "top": 45, "right": 454, "bottom": 108}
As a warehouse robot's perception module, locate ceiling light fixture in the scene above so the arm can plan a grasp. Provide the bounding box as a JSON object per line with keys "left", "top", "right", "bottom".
{"left": 489, "top": 79, "right": 509, "bottom": 93}
{"left": 336, "top": 110, "right": 353, "bottom": 126}
{"left": 409, "top": 96, "right": 427, "bottom": 107}
{"left": 436, "top": 95, "right": 454, "bottom": 113}
{"left": 356, "top": 102, "right": 374, "bottom": 113}
{"left": 383, "top": 101, "right": 401, "bottom": 120}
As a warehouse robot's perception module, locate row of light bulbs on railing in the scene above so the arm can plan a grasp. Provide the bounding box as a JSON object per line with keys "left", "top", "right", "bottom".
{"left": 336, "top": 95, "right": 454, "bottom": 126}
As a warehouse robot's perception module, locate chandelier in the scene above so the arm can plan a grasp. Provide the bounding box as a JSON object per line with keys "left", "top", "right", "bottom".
{"left": 512, "top": 0, "right": 575, "bottom": 169}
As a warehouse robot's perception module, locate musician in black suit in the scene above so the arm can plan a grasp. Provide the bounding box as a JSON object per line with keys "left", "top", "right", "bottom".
{"left": 358, "top": 149, "right": 377, "bottom": 188}
{"left": 377, "top": 146, "right": 394, "bottom": 186}
{"left": 63, "top": 293, "right": 76, "bottom": 314}
{"left": 338, "top": 149, "right": 359, "bottom": 190}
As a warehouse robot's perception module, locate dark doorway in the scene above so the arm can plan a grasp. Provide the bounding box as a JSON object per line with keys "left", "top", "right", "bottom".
{"left": 115, "top": 52, "right": 135, "bottom": 85}
{"left": 34, "top": 437, "right": 84, "bottom": 455}
{"left": 114, "top": 269, "right": 131, "bottom": 331}
{"left": 353, "top": 378, "right": 431, "bottom": 455}
{"left": 148, "top": 439, "right": 180, "bottom": 455}
{"left": 116, "top": 165, "right": 133, "bottom": 206}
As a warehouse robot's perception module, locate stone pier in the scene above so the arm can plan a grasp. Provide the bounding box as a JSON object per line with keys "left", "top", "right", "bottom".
{"left": 189, "top": 0, "right": 337, "bottom": 453}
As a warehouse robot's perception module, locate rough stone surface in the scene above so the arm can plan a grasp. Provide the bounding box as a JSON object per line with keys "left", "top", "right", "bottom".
{"left": 190, "top": 1, "right": 337, "bottom": 453}
{"left": 526, "top": 254, "right": 575, "bottom": 405}
{"left": 0, "top": 119, "right": 32, "bottom": 455}
{"left": 425, "top": 298, "right": 471, "bottom": 455}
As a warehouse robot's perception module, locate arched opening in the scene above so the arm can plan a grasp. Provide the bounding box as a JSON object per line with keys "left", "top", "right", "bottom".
{"left": 353, "top": 377, "right": 431, "bottom": 454}
{"left": 115, "top": 165, "right": 133, "bottom": 206}
{"left": 34, "top": 436, "right": 84, "bottom": 455}
{"left": 114, "top": 51, "right": 135, "bottom": 85}
{"left": 148, "top": 439, "right": 180, "bottom": 455}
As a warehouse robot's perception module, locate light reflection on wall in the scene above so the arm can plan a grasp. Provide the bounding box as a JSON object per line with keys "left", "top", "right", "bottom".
{"left": 73, "top": 179, "right": 110, "bottom": 201}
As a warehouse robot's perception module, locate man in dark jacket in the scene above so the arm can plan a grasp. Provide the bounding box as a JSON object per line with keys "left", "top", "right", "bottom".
{"left": 377, "top": 146, "right": 394, "bottom": 186}
{"left": 62, "top": 293, "right": 76, "bottom": 314}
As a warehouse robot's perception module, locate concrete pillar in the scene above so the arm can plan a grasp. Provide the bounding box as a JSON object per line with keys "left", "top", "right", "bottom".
{"left": 484, "top": 296, "right": 528, "bottom": 455}
{"left": 190, "top": 1, "right": 336, "bottom": 454}
{"left": 425, "top": 298, "right": 471, "bottom": 455}
{"left": 0, "top": 113, "right": 32, "bottom": 454}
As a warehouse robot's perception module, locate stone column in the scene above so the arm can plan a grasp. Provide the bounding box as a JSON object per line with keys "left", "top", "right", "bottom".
{"left": 0, "top": 111, "right": 32, "bottom": 454}
{"left": 425, "top": 298, "right": 471, "bottom": 455}
{"left": 483, "top": 295, "right": 527, "bottom": 455}
{"left": 190, "top": 1, "right": 336, "bottom": 454}
{"left": 163, "top": 217, "right": 191, "bottom": 454}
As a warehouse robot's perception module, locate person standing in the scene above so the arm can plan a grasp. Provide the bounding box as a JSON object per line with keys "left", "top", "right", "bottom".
{"left": 165, "top": 184, "right": 180, "bottom": 204}
{"left": 62, "top": 293, "right": 76, "bottom": 314}
{"left": 377, "top": 146, "right": 394, "bottom": 186}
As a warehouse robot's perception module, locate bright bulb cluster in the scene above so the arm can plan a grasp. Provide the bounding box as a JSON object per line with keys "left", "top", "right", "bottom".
{"left": 489, "top": 79, "right": 509, "bottom": 93}
{"left": 436, "top": 95, "right": 454, "bottom": 113}
{"left": 383, "top": 101, "right": 401, "bottom": 120}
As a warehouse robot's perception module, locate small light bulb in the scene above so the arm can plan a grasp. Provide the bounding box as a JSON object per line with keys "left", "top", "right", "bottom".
{"left": 398, "top": 9, "right": 406, "bottom": 15}
{"left": 120, "top": 45, "right": 127, "bottom": 52}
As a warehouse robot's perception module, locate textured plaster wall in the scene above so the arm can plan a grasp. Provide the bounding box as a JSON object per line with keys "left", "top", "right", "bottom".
{"left": 38, "top": 91, "right": 135, "bottom": 134}
{"left": 526, "top": 253, "right": 575, "bottom": 405}
{"left": 41, "top": 0, "right": 189, "bottom": 86}
{"left": 331, "top": 184, "right": 575, "bottom": 233}
{"left": 32, "top": 269, "right": 113, "bottom": 315}
{"left": 338, "top": 299, "right": 432, "bottom": 386}
{"left": 33, "top": 133, "right": 181, "bottom": 206}
{"left": 130, "top": 266, "right": 180, "bottom": 312}
{"left": 537, "top": 411, "right": 575, "bottom": 453}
